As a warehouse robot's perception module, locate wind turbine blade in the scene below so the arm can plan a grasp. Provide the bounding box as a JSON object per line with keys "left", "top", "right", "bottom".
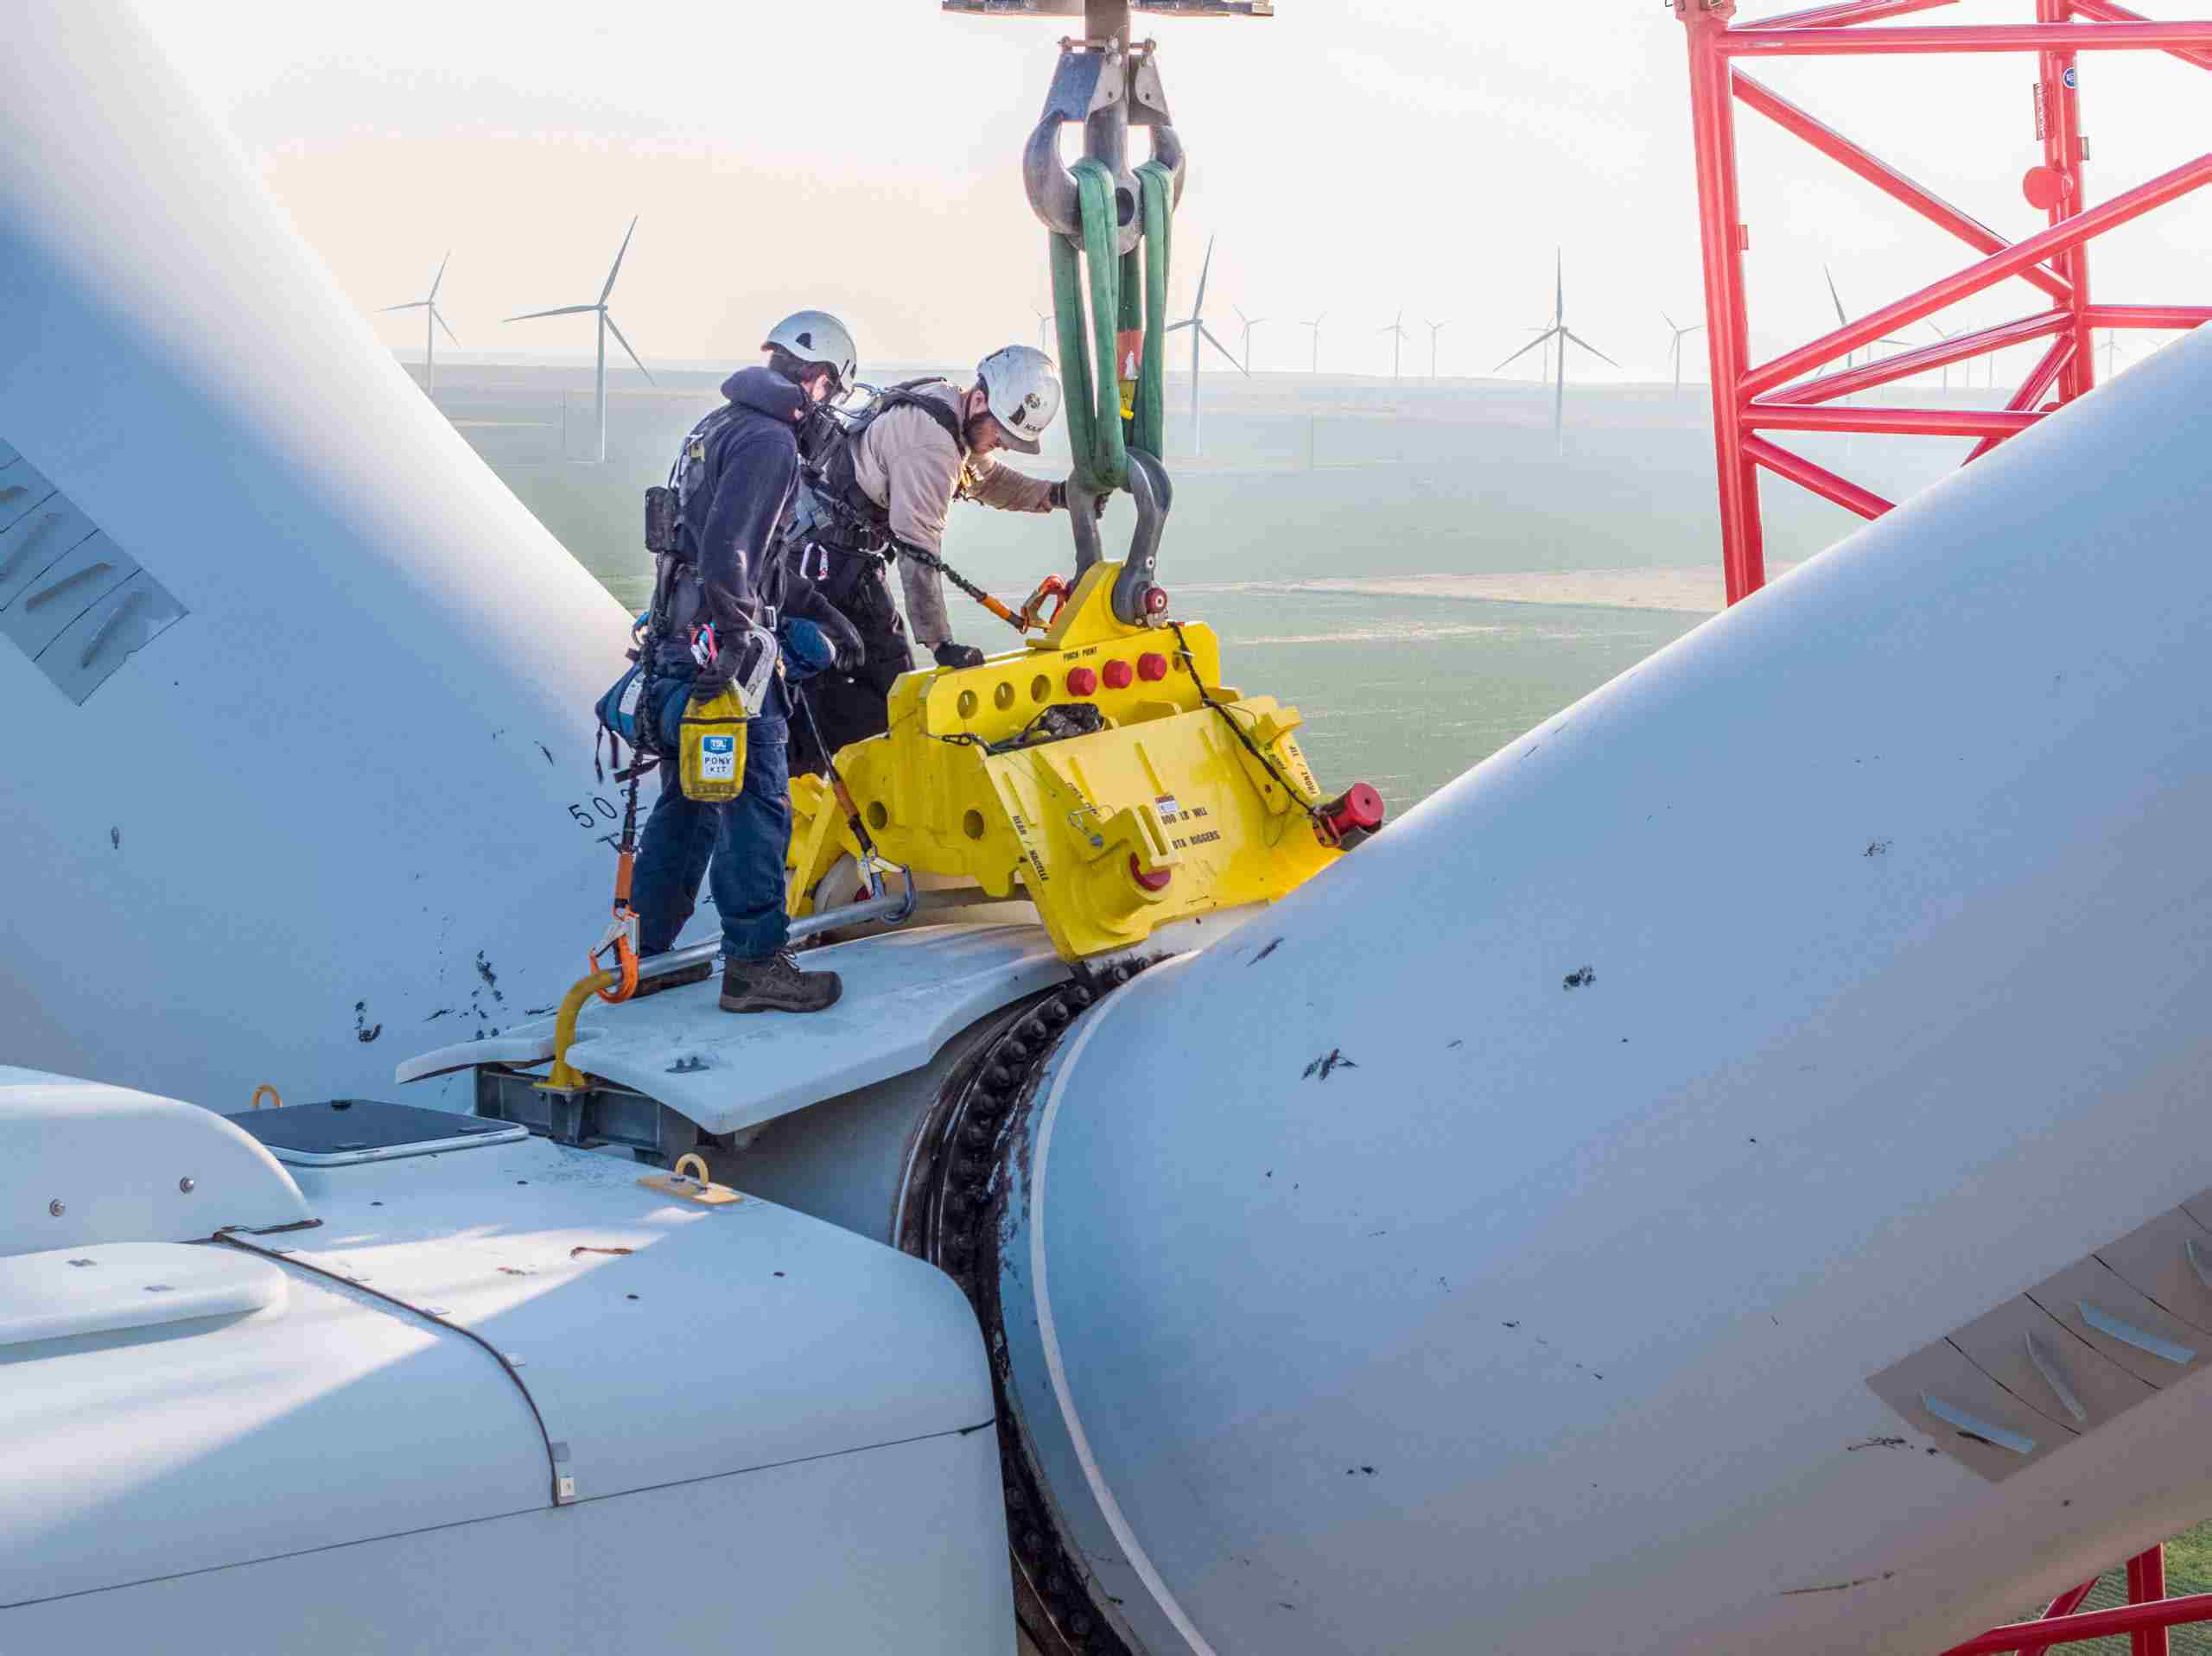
{"left": 1554, "top": 249, "right": 1563, "bottom": 323}
{"left": 1493, "top": 328, "right": 1558, "bottom": 372}
{"left": 604, "top": 314, "right": 653, "bottom": 384}
{"left": 601, "top": 215, "right": 639, "bottom": 303}
{"left": 1563, "top": 330, "right": 1620, "bottom": 369}
{"left": 430, "top": 251, "right": 450, "bottom": 301}
{"left": 1314, "top": 312, "right": 1327, "bottom": 327}
{"left": 1193, "top": 236, "right": 1216, "bottom": 314}
{"left": 1662, "top": 310, "right": 1678, "bottom": 332}
{"left": 1166, "top": 318, "right": 1197, "bottom": 333}
{"left": 1198, "top": 325, "right": 1248, "bottom": 376}
{"left": 432, "top": 306, "right": 461, "bottom": 346}
{"left": 379, "top": 301, "right": 429, "bottom": 313}
{"left": 1823, "top": 264, "right": 1848, "bottom": 329}
{"left": 505, "top": 304, "right": 599, "bottom": 322}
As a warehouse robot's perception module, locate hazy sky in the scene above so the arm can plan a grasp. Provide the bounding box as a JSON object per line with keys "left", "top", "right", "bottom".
{"left": 143, "top": 0, "right": 2212, "bottom": 382}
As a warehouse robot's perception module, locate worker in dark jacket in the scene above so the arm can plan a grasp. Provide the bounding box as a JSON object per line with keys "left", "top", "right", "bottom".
{"left": 629, "top": 310, "right": 861, "bottom": 1015}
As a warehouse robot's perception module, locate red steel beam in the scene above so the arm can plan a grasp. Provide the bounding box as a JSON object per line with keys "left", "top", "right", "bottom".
{"left": 2019, "top": 1577, "right": 2104, "bottom": 1656}
{"left": 1743, "top": 150, "right": 2212, "bottom": 396}
{"left": 1962, "top": 333, "right": 2075, "bottom": 461}
{"left": 1741, "top": 0, "right": 1961, "bottom": 28}
{"left": 2072, "top": 0, "right": 2212, "bottom": 69}
{"left": 2041, "top": 0, "right": 2095, "bottom": 401}
{"left": 1746, "top": 403, "right": 2044, "bottom": 435}
{"left": 2086, "top": 303, "right": 2212, "bottom": 328}
{"left": 2129, "top": 1547, "right": 2171, "bottom": 1656}
{"left": 1732, "top": 73, "right": 2073, "bottom": 301}
{"left": 1683, "top": 6, "right": 1767, "bottom": 603}
{"left": 1721, "top": 21, "right": 2212, "bottom": 53}
{"left": 1743, "top": 434, "right": 1895, "bottom": 517}
{"left": 1761, "top": 308, "right": 2072, "bottom": 404}
{"left": 1940, "top": 1591, "right": 2212, "bottom": 1656}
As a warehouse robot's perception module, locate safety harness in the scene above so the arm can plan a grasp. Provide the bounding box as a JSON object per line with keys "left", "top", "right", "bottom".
{"left": 585, "top": 399, "right": 772, "bottom": 1003}
{"left": 790, "top": 382, "right": 1069, "bottom": 636}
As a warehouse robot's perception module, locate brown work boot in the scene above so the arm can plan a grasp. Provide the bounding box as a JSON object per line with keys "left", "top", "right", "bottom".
{"left": 719, "top": 950, "right": 842, "bottom": 1014}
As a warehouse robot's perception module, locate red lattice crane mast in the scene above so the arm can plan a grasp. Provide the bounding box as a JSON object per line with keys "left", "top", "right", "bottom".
{"left": 1672, "top": 0, "right": 2212, "bottom": 606}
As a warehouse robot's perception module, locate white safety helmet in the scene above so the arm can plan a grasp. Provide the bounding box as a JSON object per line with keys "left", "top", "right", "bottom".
{"left": 975, "top": 344, "right": 1061, "bottom": 455}
{"left": 761, "top": 310, "right": 858, "bottom": 393}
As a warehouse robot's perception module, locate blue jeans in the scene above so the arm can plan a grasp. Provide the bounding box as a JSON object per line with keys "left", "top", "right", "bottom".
{"left": 631, "top": 672, "right": 791, "bottom": 962}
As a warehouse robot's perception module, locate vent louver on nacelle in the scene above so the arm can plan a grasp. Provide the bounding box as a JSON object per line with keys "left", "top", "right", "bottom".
{"left": 0, "top": 436, "right": 185, "bottom": 704}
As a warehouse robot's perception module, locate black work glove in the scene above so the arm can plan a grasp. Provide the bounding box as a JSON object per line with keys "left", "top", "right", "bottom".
{"left": 933, "top": 641, "right": 986, "bottom": 670}
{"left": 810, "top": 602, "right": 864, "bottom": 669}
{"left": 1049, "top": 479, "right": 1110, "bottom": 520}
{"left": 688, "top": 657, "right": 738, "bottom": 702}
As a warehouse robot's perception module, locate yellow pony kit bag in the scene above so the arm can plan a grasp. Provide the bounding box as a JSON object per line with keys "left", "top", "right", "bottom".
{"left": 678, "top": 684, "right": 749, "bottom": 803}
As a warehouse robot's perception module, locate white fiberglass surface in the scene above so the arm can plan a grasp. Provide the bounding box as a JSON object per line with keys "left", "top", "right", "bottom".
{"left": 0, "top": 8, "right": 644, "bottom": 1113}
{"left": 1000, "top": 325, "right": 2212, "bottom": 1655}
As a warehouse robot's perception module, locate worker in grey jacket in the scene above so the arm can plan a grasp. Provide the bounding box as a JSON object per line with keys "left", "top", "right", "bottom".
{"left": 786, "top": 345, "right": 1089, "bottom": 773}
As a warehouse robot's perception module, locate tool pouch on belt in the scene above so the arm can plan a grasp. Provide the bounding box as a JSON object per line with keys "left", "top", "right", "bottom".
{"left": 595, "top": 660, "right": 658, "bottom": 756}
{"left": 677, "top": 684, "right": 749, "bottom": 803}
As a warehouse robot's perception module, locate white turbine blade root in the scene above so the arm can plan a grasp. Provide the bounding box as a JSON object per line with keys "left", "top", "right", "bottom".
{"left": 605, "top": 314, "right": 653, "bottom": 384}
{"left": 432, "top": 306, "right": 461, "bottom": 346}
{"left": 1495, "top": 327, "right": 1559, "bottom": 372}
{"left": 1565, "top": 330, "right": 1620, "bottom": 370}
{"left": 1192, "top": 236, "right": 1216, "bottom": 313}
{"left": 505, "top": 304, "right": 599, "bottom": 322}
{"left": 601, "top": 215, "right": 639, "bottom": 304}
{"left": 1166, "top": 319, "right": 1197, "bottom": 333}
{"left": 1198, "top": 325, "right": 1248, "bottom": 376}
{"left": 430, "top": 251, "right": 450, "bottom": 301}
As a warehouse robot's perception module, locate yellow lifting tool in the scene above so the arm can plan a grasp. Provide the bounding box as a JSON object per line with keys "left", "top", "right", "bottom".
{"left": 784, "top": 557, "right": 1381, "bottom": 963}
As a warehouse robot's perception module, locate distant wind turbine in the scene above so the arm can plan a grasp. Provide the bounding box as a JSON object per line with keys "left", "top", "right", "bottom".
{"left": 505, "top": 216, "right": 653, "bottom": 464}
{"left": 1303, "top": 313, "right": 1326, "bottom": 374}
{"left": 1427, "top": 319, "right": 1448, "bottom": 382}
{"left": 1662, "top": 311, "right": 1704, "bottom": 396}
{"left": 1521, "top": 326, "right": 1554, "bottom": 384}
{"left": 1234, "top": 306, "right": 1268, "bottom": 373}
{"left": 2103, "top": 331, "right": 2130, "bottom": 378}
{"left": 380, "top": 252, "right": 459, "bottom": 400}
{"left": 1823, "top": 264, "right": 1913, "bottom": 394}
{"left": 1494, "top": 250, "right": 1618, "bottom": 453}
{"left": 1034, "top": 306, "right": 1052, "bottom": 354}
{"left": 1164, "top": 235, "right": 1247, "bottom": 457}
{"left": 1381, "top": 309, "right": 1408, "bottom": 382}
{"left": 1925, "top": 320, "right": 1960, "bottom": 391}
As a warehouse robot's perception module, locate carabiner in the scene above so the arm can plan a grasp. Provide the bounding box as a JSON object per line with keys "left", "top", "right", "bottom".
{"left": 590, "top": 906, "right": 641, "bottom": 1003}
{"left": 1019, "top": 574, "right": 1072, "bottom": 631}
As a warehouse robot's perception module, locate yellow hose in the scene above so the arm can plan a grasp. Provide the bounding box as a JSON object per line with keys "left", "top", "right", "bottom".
{"left": 537, "top": 968, "right": 616, "bottom": 1094}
